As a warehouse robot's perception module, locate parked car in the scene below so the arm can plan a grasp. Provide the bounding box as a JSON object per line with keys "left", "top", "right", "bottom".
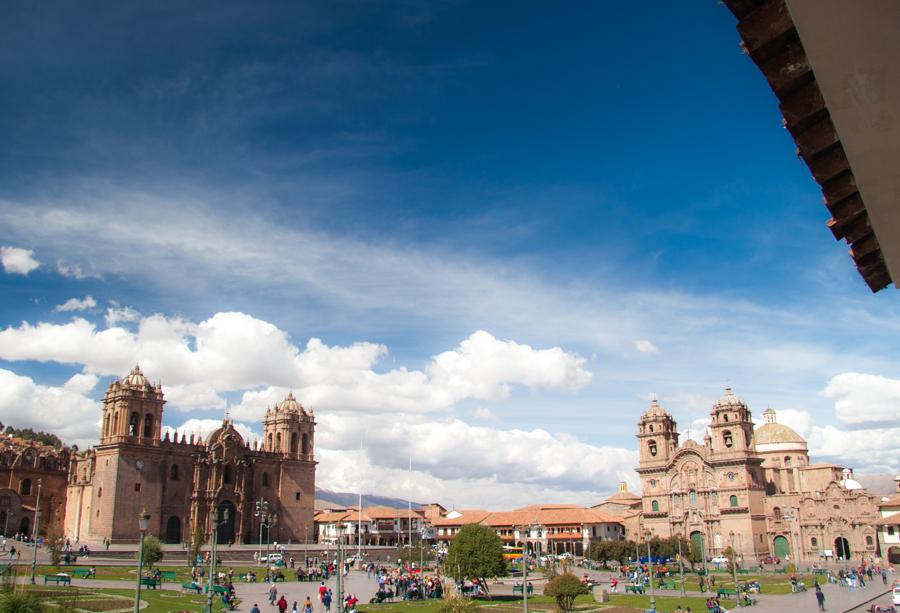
{"left": 710, "top": 556, "right": 729, "bottom": 565}
{"left": 760, "top": 555, "right": 780, "bottom": 565}
{"left": 260, "top": 553, "right": 283, "bottom": 563}
{"left": 867, "top": 605, "right": 895, "bottom": 613}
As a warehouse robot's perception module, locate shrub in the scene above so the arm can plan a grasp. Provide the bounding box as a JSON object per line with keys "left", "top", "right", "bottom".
{"left": 544, "top": 572, "right": 590, "bottom": 612}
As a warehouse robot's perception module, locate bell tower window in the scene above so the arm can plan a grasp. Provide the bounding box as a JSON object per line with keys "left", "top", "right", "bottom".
{"left": 723, "top": 430, "right": 733, "bottom": 448}
{"left": 648, "top": 441, "right": 658, "bottom": 456}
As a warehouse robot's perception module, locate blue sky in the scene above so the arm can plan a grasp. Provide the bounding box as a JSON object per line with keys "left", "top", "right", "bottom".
{"left": 1, "top": 2, "right": 898, "bottom": 507}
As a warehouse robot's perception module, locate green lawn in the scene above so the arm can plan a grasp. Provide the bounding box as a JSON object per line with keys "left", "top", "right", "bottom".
{"left": 606, "top": 593, "right": 736, "bottom": 612}
{"left": 25, "top": 563, "right": 272, "bottom": 582}
{"left": 21, "top": 586, "right": 214, "bottom": 613}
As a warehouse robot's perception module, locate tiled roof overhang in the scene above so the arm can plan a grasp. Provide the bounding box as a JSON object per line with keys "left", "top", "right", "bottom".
{"left": 724, "top": 0, "right": 891, "bottom": 292}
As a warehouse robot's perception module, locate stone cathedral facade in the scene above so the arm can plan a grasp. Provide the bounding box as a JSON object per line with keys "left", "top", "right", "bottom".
{"left": 64, "top": 366, "right": 316, "bottom": 544}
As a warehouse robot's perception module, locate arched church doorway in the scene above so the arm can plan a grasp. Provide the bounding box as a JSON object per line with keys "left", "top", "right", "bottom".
{"left": 773, "top": 535, "right": 790, "bottom": 560}
{"left": 165, "top": 516, "right": 182, "bottom": 544}
{"left": 18, "top": 516, "right": 29, "bottom": 536}
{"left": 888, "top": 546, "right": 900, "bottom": 564}
{"left": 690, "top": 531, "right": 705, "bottom": 558}
{"left": 834, "top": 537, "right": 851, "bottom": 560}
{"left": 216, "top": 501, "right": 236, "bottom": 544}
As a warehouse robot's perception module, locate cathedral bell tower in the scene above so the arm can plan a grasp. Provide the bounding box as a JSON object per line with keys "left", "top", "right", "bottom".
{"left": 262, "top": 393, "right": 315, "bottom": 460}
{"left": 636, "top": 398, "right": 678, "bottom": 467}
{"left": 99, "top": 365, "right": 165, "bottom": 445}
{"left": 708, "top": 387, "right": 754, "bottom": 455}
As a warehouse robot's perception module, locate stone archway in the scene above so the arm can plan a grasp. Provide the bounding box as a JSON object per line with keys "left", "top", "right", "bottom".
{"left": 165, "top": 516, "right": 182, "bottom": 544}
{"left": 834, "top": 537, "right": 851, "bottom": 560}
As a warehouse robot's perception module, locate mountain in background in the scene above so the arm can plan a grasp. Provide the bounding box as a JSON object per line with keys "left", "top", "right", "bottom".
{"left": 315, "top": 487, "right": 425, "bottom": 510}
{"left": 856, "top": 473, "right": 898, "bottom": 497}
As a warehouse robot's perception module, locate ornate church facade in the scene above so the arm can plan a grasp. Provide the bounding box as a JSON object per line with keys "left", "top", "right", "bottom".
{"left": 64, "top": 367, "right": 316, "bottom": 544}
{"left": 635, "top": 388, "right": 879, "bottom": 562}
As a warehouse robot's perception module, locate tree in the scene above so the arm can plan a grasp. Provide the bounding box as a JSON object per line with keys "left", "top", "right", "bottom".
{"left": 686, "top": 538, "right": 703, "bottom": 569}
{"left": 43, "top": 522, "right": 64, "bottom": 567}
{"left": 0, "top": 591, "right": 44, "bottom": 613}
{"left": 138, "top": 535, "right": 164, "bottom": 570}
{"left": 444, "top": 524, "right": 506, "bottom": 592}
{"left": 544, "top": 573, "right": 589, "bottom": 612}
{"left": 723, "top": 546, "right": 736, "bottom": 574}
{"left": 187, "top": 527, "right": 206, "bottom": 567}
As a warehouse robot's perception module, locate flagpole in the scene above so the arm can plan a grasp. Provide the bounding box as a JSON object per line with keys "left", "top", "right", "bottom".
{"left": 408, "top": 457, "right": 412, "bottom": 550}
{"left": 358, "top": 440, "right": 363, "bottom": 559}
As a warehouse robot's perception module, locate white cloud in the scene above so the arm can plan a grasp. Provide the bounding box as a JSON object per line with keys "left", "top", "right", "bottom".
{"left": 470, "top": 407, "right": 499, "bottom": 422}
{"left": 0, "top": 368, "right": 100, "bottom": 447}
{"left": 63, "top": 372, "right": 100, "bottom": 395}
{"left": 821, "top": 372, "right": 900, "bottom": 426}
{"left": 0, "top": 246, "right": 39, "bottom": 275}
{"left": 57, "top": 260, "right": 100, "bottom": 280}
{"left": 634, "top": 339, "right": 659, "bottom": 354}
{"left": 164, "top": 383, "right": 226, "bottom": 412}
{"left": 55, "top": 296, "right": 97, "bottom": 312}
{"left": 105, "top": 306, "right": 141, "bottom": 327}
{"left": 0, "top": 313, "right": 591, "bottom": 415}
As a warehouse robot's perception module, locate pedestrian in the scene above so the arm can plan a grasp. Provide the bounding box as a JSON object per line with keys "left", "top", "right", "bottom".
{"left": 815, "top": 587, "right": 825, "bottom": 611}
{"left": 277, "top": 595, "right": 288, "bottom": 613}
{"left": 303, "top": 596, "right": 313, "bottom": 613}
{"left": 291, "top": 601, "right": 298, "bottom": 613}
{"left": 323, "top": 589, "right": 332, "bottom": 613}
{"left": 251, "top": 605, "right": 260, "bottom": 613}
{"left": 268, "top": 584, "right": 278, "bottom": 606}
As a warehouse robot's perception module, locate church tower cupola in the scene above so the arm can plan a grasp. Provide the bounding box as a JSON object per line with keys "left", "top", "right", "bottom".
{"left": 262, "top": 392, "right": 315, "bottom": 460}
{"left": 709, "top": 387, "right": 753, "bottom": 454}
{"left": 636, "top": 398, "right": 678, "bottom": 465}
{"left": 99, "top": 365, "right": 165, "bottom": 445}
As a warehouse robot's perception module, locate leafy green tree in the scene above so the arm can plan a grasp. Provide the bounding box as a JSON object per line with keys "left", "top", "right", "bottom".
{"left": 687, "top": 537, "right": 703, "bottom": 569}
{"left": 723, "top": 546, "right": 736, "bottom": 574}
{"left": 187, "top": 527, "right": 206, "bottom": 566}
{"left": 43, "top": 522, "right": 64, "bottom": 567}
{"left": 444, "top": 524, "right": 506, "bottom": 591}
{"left": 138, "top": 535, "right": 164, "bottom": 570}
{"left": 544, "top": 573, "right": 589, "bottom": 612}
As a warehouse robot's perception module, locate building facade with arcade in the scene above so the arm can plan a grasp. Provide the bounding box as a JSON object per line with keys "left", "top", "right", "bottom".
{"left": 64, "top": 366, "right": 317, "bottom": 545}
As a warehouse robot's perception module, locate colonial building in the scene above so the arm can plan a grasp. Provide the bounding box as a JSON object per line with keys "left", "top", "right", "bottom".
{"left": 65, "top": 366, "right": 316, "bottom": 545}
{"left": 0, "top": 433, "right": 70, "bottom": 538}
{"left": 634, "top": 388, "right": 879, "bottom": 563}
{"left": 874, "top": 477, "right": 900, "bottom": 564}
{"left": 314, "top": 506, "right": 428, "bottom": 546}
{"left": 431, "top": 504, "right": 624, "bottom": 556}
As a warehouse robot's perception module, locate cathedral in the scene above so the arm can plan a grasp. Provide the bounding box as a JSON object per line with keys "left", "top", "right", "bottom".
{"left": 635, "top": 388, "right": 879, "bottom": 562}
{"left": 64, "top": 366, "right": 316, "bottom": 544}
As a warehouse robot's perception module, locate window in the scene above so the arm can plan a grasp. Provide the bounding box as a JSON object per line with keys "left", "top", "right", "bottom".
{"left": 866, "top": 536, "right": 873, "bottom": 546}
{"left": 290, "top": 432, "right": 298, "bottom": 454}
{"left": 729, "top": 495, "right": 738, "bottom": 507}
{"left": 651, "top": 500, "right": 659, "bottom": 512}
{"left": 262, "top": 472, "right": 269, "bottom": 487}
{"left": 20, "top": 479, "right": 31, "bottom": 496}
{"left": 134, "top": 483, "right": 141, "bottom": 492}
{"left": 302, "top": 433, "right": 309, "bottom": 455}
{"left": 689, "top": 490, "right": 697, "bottom": 506}
{"left": 723, "top": 431, "right": 733, "bottom": 448}
{"left": 650, "top": 479, "right": 657, "bottom": 487}
{"left": 784, "top": 456, "right": 791, "bottom": 467}
{"left": 170, "top": 464, "right": 179, "bottom": 480}
{"left": 129, "top": 412, "right": 139, "bottom": 435}
{"left": 723, "top": 414, "right": 729, "bottom": 422}
{"left": 888, "top": 527, "right": 895, "bottom": 536}
{"left": 811, "top": 537, "right": 818, "bottom": 547}
{"left": 143, "top": 413, "right": 153, "bottom": 437}
{"left": 223, "top": 465, "right": 233, "bottom": 484}
{"left": 649, "top": 424, "right": 654, "bottom": 432}
{"left": 648, "top": 441, "right": 658, "bottom": 456}
{"left": 98, "top": 488, "right": 102, "bottom": 499}
{"left": 774, "top": 507, "right": 782, "bottom": 519}
{"left": 295, "top": 492, "right": 301, "bottom": 501}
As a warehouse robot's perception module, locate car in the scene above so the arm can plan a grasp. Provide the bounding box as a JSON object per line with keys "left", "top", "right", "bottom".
{"left": 760, "top": 555, "right": 780, "bottom": 565}
{"left": 259, "top": 553, "right": 283, "bottom": 563}
{"left": 867, "top": 605, "right": 895, "bottom": 613}
{"left": 710, "top": 556, "right": 729, "bottom": 565}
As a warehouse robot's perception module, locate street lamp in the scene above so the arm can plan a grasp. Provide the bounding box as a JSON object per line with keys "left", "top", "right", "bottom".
{"left": 644, "top": 530, "right": 656, "bottom": 612}
{"left": 134, "top": 509, "right": 151, "bottom": 613}
{"left": 518, "top": 524, "right": 537, "bottom": 613}
{"left": 254, "top": 499, "right": 269, "bottom": 563}
{"left": 29, "top": 479, "right": 42, "bottom": 584}
{"left": 205, "top": 506, "right": 230, "bottom": 613}
{"left": 729, "top": 531, "right": 740, "bottom": 607}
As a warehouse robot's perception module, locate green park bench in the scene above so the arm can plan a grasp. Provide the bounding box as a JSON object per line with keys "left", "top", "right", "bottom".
{"left": 774, "top": 568, "right": 787, "bottom": 574}
{"left": 812, "top": 568, "right": 828, "bottom": 576}
{"left": 160, "top": 571, "right": 177, "bottom": 582}
{"left": 512, "top": 585, "right": 534, "bottom": 595}
{"left": 140, "top": 577, "right": 160, "bottom": 589}
{"left": 659, "top": 580, "right": 677, "bottom": 589}
{"left": 182, "top": 581, "right": 203, "bottom": 593}
{"left": 70, "top": 568, "right": 93, "bottom": 578}
{"left": 717, "top": 588, "right": 738, "bottom": 598}
{"left": 625, "top": 585, "right": 645, "bottom": 594}
{"left": 44, "top": 574, "right": 71, "bottom": 586}
{"left": 738, "top": 569, "right": 752, "bottom": 574}
{"left": 205, "top": 585, "right": 230, "bottom": 595}
{"left": 749, "top": 566, "right": 761, "bottom": 573}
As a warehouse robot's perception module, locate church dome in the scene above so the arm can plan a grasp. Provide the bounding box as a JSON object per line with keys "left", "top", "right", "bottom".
{"left": 642, "top": 398, "right": 671, "bottom": 420}
{"left": 754, "top": 407, "right": 806, "bottom": 447}
{"left": 119, "top": 365, "right": 159, "bottom": 391}
{"left": 275, "top": 392, "right": 307, "bottom": 415}
{"left": 840, "top": 468, "right": 863, "bottom": 490}
{"left": 714, "top": 387, "right": 748, "bottom": 410}
{"left": 207, "top": 420, "right": 244, "bottom": 447}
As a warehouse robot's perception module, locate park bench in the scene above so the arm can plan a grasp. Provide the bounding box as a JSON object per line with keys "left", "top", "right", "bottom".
{"left": 737, "top": 569, "right": 752, "bottom": 575}
{"left": 717, "top": 588, "right": 737, "bottom": 598}
{"left": 211, "top": 585, "right": 230, "bottom": 595}
{"left": 625, "top": 585, "right": 645, "bottom": 594}
{"left": 812, "top": 568, "right": 828, "bottom": 576}
{"left": 659, "top": 580, "right": 677, "bottom": 589}
{"left": 70, "top": 568, "right": 93, "bottom": 578}
{"left": 140, "top": 577, "right": 160, "bottom": 589}
{"left": 44, "top": 574, "right": 71, "bottom": 586}
{"left": 160, "top": 571, "right": 177, "bottom": 582}
{"left": 774, "top": 568, "right": 787, "bottom": 574}
{"left": 182, "top": 581, "right": 203, "bottom": 593}
{"left": 512, "top": 585, "right": 534, "bottom": 595}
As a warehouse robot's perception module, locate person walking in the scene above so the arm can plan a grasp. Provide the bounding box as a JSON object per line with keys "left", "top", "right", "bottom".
{"left": 250, "top": 604, "right": 261, "bottom": 613}
{"left": 291, "top": 601, "right": 299, "bottom": 613}
{"left": 323, "top": 589, "right": 332, "bottom": 613}
{"left": 268, "top": 584, "right": 278, "bottom": 606}
{"left": 277, "top": 595, "right": 288, "bottom": 613}
{"left": 815, "top": 586, "right": 825, "bottom": 611}
{"left": 303, "top": 596, "right": 313, "bottom": 613}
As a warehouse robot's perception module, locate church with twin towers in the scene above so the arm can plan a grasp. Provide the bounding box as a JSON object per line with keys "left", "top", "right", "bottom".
{"left": 65, "top": 366, "right": 317, "bottom": 544}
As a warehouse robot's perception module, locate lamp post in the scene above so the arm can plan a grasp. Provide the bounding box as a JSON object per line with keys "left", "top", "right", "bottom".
{"left": 644, "top": 531, "right": 656, "bottom": 612}
{"left": 205, "top": 506, "right": 230, "bottom": 613}
{"left": 255, "top": 499, "right": 269, "bottom": 563}
{"left": 29, "top": 479, "right": 42, "bottom": 584}
{"left": 677, "top": 535, "right": 685, "bottom": 596}
{"left": 134, "top": 509, "right": 151, "bottom": 613}
{"left": 729, "top": 531, "right": 740, "bottom": 607}
{"left": 518, "top": 524, "right": 533, "bottom": 613}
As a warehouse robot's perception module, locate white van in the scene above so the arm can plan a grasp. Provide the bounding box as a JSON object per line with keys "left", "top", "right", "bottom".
{"left": 260, "top": 553, "right": 283, "bottom": 564}
{"left": 892, "top": 582, "right": 900, "bottom": 606}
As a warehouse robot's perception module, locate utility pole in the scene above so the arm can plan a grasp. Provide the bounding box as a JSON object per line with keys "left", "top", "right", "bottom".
{"left": 30, "top": 479, "right": 42, "bottom": 584}
{"left": 645, "top": 531, "right": 656, "bottom": 612}
{"left": 336, "top": 537, "right": 344, "bottom": 611}
{"left": 730, "top": 531, "right": 740, "bottom": 607}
